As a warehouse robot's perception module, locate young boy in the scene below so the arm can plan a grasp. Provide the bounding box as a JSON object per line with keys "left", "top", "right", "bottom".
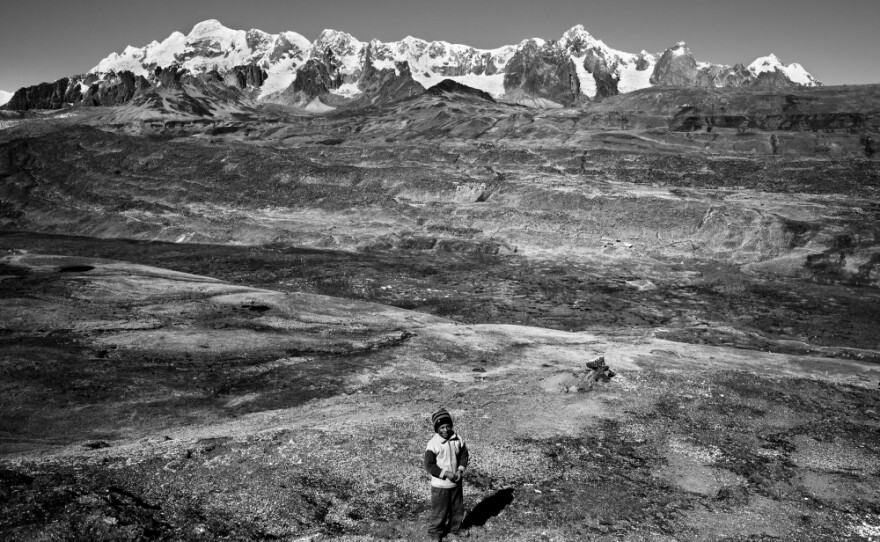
{"left": 424, "top": 407, "right": 470, "bottom": 540}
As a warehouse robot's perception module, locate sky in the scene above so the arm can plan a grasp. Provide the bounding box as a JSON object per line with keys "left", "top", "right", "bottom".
{"left": 1, "top": 0, "right": 878, "bottom": 93}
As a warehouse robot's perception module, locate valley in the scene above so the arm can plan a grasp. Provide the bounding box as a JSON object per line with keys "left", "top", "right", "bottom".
{"left": 1, "top": 82, "right": 879, "bottom": 541}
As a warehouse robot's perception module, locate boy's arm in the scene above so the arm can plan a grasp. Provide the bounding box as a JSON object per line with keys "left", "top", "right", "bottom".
{"left": 423, "top": 450, "right": 444, "bottom": 478}
{"left": 457, "top": 442, "right": 470, "bottom": 472}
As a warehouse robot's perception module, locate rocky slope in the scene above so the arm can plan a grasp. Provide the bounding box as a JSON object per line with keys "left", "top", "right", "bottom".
{"left": 3, "top": 20, "right": 821, "bottom": 112}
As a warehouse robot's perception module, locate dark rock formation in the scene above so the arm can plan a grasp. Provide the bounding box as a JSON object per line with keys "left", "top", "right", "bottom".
{"left": 504, "top": 40, "right": 580, "bottom": 105}
{"left": 226, "top": 65, "right": 268, "bottom": 89}
{"left": 154, "top": 66, "right": 188, "bottom": 89}
{"left": 703, "top": 64, "right": 750, "bottom": 88}
{"left": 635, "top": 52, "right": 653, "bottom": 71}
{"left": 581, "top": 52, "right": 620, "bottom": 99}
{"left": 427, "top": 79, "right": 496, "bottom": 103}
{"left": 650, "top": 43, "right": 708, "bottom": 87}
{"left": 357, "top": 60, "right": 424, "bottom": 105}
{"left": 80, "top": 71, "right": 150, "bottom": 106}
{"left": 292, "top": 59, "right": 337, "bottom": 98}
{"left": 4, "top": 78, "right": 70, "bottom": 110}
{"left": 752, "top": 69, "right": 800, "bottom": 88}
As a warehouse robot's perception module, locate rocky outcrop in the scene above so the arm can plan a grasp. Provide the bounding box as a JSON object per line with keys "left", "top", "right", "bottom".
{"left": 291, "top": 59, "right": 337, "bottom": 97}
{"left": 635, "top": 52, "right": 653, "bottom": 71}
{"left": 356, "top": 60, "right": 424, "bottom": 105}
{"left": 4, "top": 78, "right": 71, "bottom": 110}
{"left": 154, "top": 66, "right": 188, "bottom": 89}
{"left": 702, "top": 64, "right": 750, "bottom": 88}
{"left": 580, "top": 52, "right": 621, "bottom": 98}
{"left": 427, "top": 79, "right": 495, "bottom": 102}
{"left": 650, "top": 43, "right": 706, "bottom": 87}
{"left": 80, "top": 71, "right": 150, "bottom": 106}
{"left": 504, "top": 40, "right": 580, "bottom": 106}
{"left": 225, "top": 65, "right": 268, "bottom": 89}
{"left": 753, "top": 70, "right": 800, "bottom": 88}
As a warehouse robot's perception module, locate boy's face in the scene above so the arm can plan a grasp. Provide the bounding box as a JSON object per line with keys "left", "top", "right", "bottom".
{"left": 437, "top": 423, "right": 454, "bottom": 440}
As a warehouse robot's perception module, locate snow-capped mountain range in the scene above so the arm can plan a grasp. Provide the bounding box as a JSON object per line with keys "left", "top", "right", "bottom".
{"left": 3, "top": 19, "right": 820, "bottom": 112}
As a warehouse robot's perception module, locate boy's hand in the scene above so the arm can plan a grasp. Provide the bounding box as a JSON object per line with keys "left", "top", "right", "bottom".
{"left": 441, "top": 469, "right": 452, "bottom": 480}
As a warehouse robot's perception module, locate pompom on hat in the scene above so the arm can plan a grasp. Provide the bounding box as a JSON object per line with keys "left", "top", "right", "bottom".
{"left": 431, "top": 407, "right": 453, "bottom": 431}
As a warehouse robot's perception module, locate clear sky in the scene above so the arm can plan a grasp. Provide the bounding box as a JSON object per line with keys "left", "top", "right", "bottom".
{"left": 1, "top": 0, "right": 878, "bottom": 93}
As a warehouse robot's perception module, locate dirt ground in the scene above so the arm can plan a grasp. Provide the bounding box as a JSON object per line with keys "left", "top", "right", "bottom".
{"left": 1, "top": 249, "right": 878, "bottom": 542}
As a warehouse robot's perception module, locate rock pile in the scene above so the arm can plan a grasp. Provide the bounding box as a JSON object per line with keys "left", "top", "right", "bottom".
{"left": 557, "top": 356, "right": 616, "bottom": 393}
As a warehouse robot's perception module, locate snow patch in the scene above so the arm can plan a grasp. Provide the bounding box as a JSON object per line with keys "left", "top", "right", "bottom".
{"left": 571, "top": 55, "right": 597, "bottom": 99}
{"left": 330, "top": 82, "right": 362, "bottom": 98}
{"left": 618, "top": 60, "right": 654, "bottom": 93}
{"left": 370, "top": 57, "right": 400, "bottom": 75}
{"left": 0, "top": 90, "right": 13, "bottom": 106}
{"left": 258, "top": 55, "right": 303, "bottom": 98}
{"left": 144, "top": 32, "right": 186, "bottom": 69}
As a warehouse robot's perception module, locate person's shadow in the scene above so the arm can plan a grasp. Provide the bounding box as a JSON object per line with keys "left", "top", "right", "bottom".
{"left": 462, "top": 488, "right": 514, "bottom": 529}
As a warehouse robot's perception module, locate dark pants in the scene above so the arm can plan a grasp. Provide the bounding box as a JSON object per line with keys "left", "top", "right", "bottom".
{"left": 428, "top": 484, "right": 464, "bottom": 536}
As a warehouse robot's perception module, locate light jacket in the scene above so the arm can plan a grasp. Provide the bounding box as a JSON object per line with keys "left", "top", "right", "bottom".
{"left": 424, "top": 432, "right": 469, "bottom": 488}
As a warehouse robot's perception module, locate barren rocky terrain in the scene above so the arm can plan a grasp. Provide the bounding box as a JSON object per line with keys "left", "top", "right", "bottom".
{"left": 1, "top": 84, "right": 879, "bottom": 541}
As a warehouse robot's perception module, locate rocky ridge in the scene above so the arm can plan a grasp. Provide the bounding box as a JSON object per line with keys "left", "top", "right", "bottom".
{"left": 3, "top": 20, "right": 821, "bottom": 113}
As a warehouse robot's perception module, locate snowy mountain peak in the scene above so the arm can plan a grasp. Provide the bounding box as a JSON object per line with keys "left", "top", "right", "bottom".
{"left": 189, "top": 19, "right": 232, "bottom": 37}
{"left": 749, "top": 53, "right": 783, "bottom": 71}
{"left": 277, "top": 31, "right": 310, "bottom": 52}
{"left": 560, "top": 25, "right": 599, "bottom": 52}
{"left": 65, "top": 19, "right": 821, "bottom": 112}
{"left": 314, "top": 29, "right": 361, "bottom": 50}
{"left": 748, "top": 53, "right": 819, "bottom": 86}
{"left": 0, "top": 90, "right": 12, "bottom": 106}
{"left": 562, "top": 24, "right": 593, "bottom": 40}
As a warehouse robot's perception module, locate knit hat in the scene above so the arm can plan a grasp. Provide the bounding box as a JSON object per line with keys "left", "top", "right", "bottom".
{"left": 431, "top": 408, "right": 453, "bottom": 431}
